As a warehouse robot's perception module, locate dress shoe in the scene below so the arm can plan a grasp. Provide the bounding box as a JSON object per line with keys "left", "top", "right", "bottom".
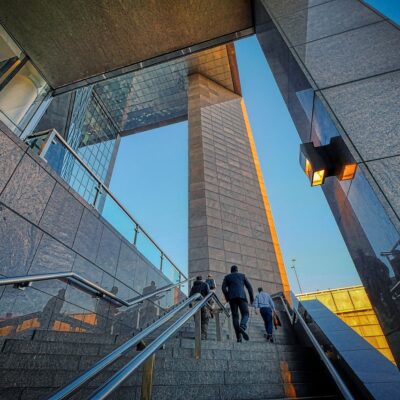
{"left": 239, "top": 326, "right": 249, "bottom": 341}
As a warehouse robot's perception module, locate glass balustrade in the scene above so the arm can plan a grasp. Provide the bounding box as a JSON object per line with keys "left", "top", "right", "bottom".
{"left": 26, "top": 129, "right": 187, "bottom": 287}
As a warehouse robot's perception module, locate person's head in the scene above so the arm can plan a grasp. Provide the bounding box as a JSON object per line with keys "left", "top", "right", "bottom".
{"left": 111, "top": 286, "right": 119, "bottom": 295}
{"left": 231, "top": 265, "right": 238, "bottom": 273}
{"left": 258, "top": 287, "right": 263, "bottom": 293}
{"left": 207, "top": 274, "right": 212, "bottom": 278}
{"left": 150, "top": 280, "right": 156, "bottom": 286}
{"left": 196, "top": 275, "right": 203, "bottom": 281}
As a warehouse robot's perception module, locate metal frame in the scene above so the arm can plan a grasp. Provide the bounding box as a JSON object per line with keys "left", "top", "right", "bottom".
{"left": 25, "top": 129, "right": 187, "bottom": 282}
{"left": 273, "top": 292, "right": 355, "bottom": 400}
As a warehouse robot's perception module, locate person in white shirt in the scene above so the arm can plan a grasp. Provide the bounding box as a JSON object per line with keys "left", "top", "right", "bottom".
{"left": 253, "top": 287, "right": 275, "bottom": 343}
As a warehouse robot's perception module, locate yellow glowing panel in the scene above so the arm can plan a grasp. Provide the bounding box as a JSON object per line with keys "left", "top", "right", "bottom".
{"left": 341, "top": 164, "right": 357, "bottom": 180}
{"left": 305, "top": 158, "right": 312, "bottom": 176}
{"left": 298, "top": 285, "right": 396, "bottom": 364}
{"left": 312, "top": 169, "right": 325, "bottom": 186}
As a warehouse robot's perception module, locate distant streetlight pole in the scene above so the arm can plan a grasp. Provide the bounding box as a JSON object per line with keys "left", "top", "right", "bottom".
{"left": 291, "top": 258, "right": 303, "bottom": 294}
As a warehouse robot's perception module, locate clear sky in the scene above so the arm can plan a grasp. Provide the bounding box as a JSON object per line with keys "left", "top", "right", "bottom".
{"left": 109, "top": 1, "right": 399, "bottom": 293}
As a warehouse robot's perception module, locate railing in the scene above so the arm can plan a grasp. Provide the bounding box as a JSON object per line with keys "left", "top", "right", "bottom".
{"left": 273, "top": 292, "right": 355, "bottom": 400}
{"left": 49, "top": 291, "right": 229, "bottom": 400}
{"left": 25, "top": 129, "right": 186, "bottom": 285}
{"left": 0, "top": 272, "right": 192, "bottom": 308}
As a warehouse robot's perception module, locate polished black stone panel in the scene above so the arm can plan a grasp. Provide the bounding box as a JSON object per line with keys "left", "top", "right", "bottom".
{"left": 322, "top": 70, "right": 400, "bottom": 161}
{"left": 0, "top": 155, "right": 56, "bottom": 225}
{"left": 295, "top": 21, "right": 400, "bottom": 89}
{"left": 336, "top": 167, "right": 400, "bottom": 362}
{"left": 72, "top": 208, "right": 103, "bottom": 262}
{"left": 132, "top": 258, "right": 150, "bottom": 295}
{"left": 0, "top": 286, "right": 55, "bottom": 333}
{"left": 255, "top": 2, "right": 314, "bottom": 143}
{"left": 116, "top": 242, "right": 138, "bottom": 288}
{"left": 66, "top": 255, "right": 103, "bottom": 315}
{"left": 95, "top": 225, "right": 121, "bottom": 276}
{"left": 262, "top": 0, "right": 331, "bottom": 19}
{"left": 0, "top": 206, "right": 43, "bottom": 277}
{"left": 0, "top": 132, "right": 24, "bottom": 194}
{"left": 367, "top": 156, "right": 400, "bottom": 220}
{"left": 28, "top": 234, "right": 75, "bottom": 296}
{"left": 39, "top": 183, "right": 84, "bottom": 247}
{"left": 276, "top": 0, "right": 382, "bottom": 47}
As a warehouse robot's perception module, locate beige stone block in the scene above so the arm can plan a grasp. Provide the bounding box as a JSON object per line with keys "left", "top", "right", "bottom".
{"left": 242, "top": 255, "right": 258, "bottom": 268}
{"left": 209, "top": 247, "right": 225, "bottom": 261}
{"left": 189, "top": 246, "right": 209, "bottom": 260}
{"left": 225, "top": 251, "right": 242, "bottom": 264}
{"left": 223, "top": 240, "right": 241, "bottom": 254}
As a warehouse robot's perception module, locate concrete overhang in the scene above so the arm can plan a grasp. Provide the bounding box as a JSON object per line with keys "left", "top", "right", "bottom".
{"left": 0, "top": 0, "right": 253, "bottom": 91}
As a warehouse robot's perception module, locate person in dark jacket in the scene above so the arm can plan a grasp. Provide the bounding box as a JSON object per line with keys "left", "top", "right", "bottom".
{"left": 205, "top": 274, "right": 216, "bottom": 291}
{"left": 189, "top": 276, "right": 211, "bottom": 339}
{"left": 222, "top": 265, "right": 254, "bottom": 342}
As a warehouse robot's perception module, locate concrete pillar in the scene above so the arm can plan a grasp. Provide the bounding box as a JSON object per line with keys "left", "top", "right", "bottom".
{"left": 188, "top": 73, "right": 289, "bottom": 295}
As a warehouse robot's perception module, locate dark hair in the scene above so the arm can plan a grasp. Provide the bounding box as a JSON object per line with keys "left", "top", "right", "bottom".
{"left": 231, "top": 265, "right": 238, "bottom": 273}
{"left": 258, "top": 287, "right": 263, "bottom": 293}
{"left": 196, "top": 275, "right": 203, "bottom": 281}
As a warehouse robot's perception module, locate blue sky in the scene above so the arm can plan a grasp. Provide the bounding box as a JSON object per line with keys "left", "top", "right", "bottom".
{"left": 109, "top": 1, "right": 399, "bottom": 293}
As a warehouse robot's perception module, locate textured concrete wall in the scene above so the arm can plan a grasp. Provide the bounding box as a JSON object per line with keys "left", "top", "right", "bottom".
{"left": 188, "top": 74, "right": 288, "bottom": 295}
{"left": 255, "top": 0, "right": 400, "bottom": 364}
{"left": 0, "top": 122, "right": 175, "bottom": 338}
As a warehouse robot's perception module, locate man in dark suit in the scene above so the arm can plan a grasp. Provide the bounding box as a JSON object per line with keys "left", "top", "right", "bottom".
{"left": 189, "top": 276, "right": 211, "bottom": 339}
{"left": 222, "top": 265, "right": 254, "bottom": 342}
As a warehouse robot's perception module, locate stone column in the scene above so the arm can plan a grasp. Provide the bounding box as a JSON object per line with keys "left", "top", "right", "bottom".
{"left": 255, "top": 0, "right": 400, "bottom": 363}
{"left": 188, "top": 73, "right": 289, "bottom": 295}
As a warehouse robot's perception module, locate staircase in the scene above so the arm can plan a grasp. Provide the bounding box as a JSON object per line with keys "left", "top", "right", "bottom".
{"left": 0, "top": 299, "right": 339, "bottom": 400}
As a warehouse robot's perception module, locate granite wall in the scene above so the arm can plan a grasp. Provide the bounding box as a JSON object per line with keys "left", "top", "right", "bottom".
{"left": 0, "top": 121, "right": 178, "bottom": 338}
{"left": 188, "top": 74, "right": 289, "bottom": 295}
{"left": 255, "top": 0, "right": 400, "bottom": 364}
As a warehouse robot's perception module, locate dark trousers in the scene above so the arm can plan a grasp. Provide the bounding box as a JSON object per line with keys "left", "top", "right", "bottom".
{"left": 229, "top": 298, "right": 249, "bottom": 339}
{"left": 260, "top": 307, "right": 273, "bottom": 335}
{"left": 200, "top": 307, "right": 210, "bottom": 338}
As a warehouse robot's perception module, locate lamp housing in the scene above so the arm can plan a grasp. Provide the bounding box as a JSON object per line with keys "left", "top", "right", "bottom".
{"left": 299, "top": 137, "right": 357, "bottom": 187}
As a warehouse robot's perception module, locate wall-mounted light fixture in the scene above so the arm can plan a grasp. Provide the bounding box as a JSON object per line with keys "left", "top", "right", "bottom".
{"left": 299, "top": 137, "right": 357, "bottom": 187}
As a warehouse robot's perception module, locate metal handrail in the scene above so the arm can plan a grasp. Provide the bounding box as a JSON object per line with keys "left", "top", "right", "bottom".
{"left": 126, "top": 277, "right": 196, "bottom": 307}
{"left": 48, "top": 293, "right": 202, "bottom": 400}
{"left": 50, "top": 291, "right": 228, "bottom": 400}
{"left": 25, "top": 129, "right": 187, "bottom": 282}
{"left": 89, "top": 292, "right": 216, "bottom": 400}
{"left": 0, "top": 272, "right": 192, "bottom": 308}
{"left": 0, "top": 272, "right": 128, "bottom": 306}
{"left": 273, "top": 292, "right": 355, "bottom": 400}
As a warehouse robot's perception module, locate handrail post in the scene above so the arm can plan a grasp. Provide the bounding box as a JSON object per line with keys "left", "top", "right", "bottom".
{"left": 93, "top": 182, "right": 102, "bottom": 209}
{"left": 215, "top": 311, "right": 222, "bottom": 342}
{"left": 133, "top": 224, "right": 139, "bottom": 245}
{"left": 194, "top": 309, "right": 202, "bottom": 359}
{"left": 141, "top": 353, "right": 156, "bottom": 400}
{"left": 160, "top": 253, "right": 164, "bottom": 272}
{"left": 38, "top": 129, "right": 56, "bottom": 160}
